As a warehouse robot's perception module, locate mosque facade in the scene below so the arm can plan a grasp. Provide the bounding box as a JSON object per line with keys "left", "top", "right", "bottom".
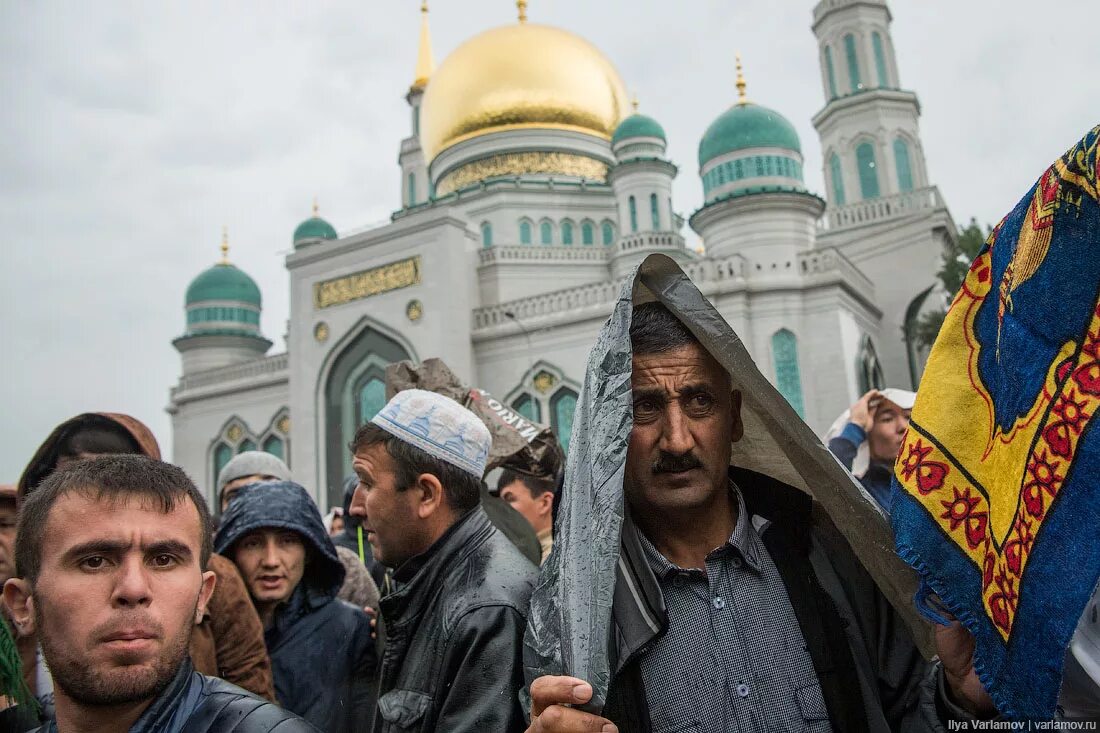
{"left": 168, "top": 0, "right": 957, "bottom": 510}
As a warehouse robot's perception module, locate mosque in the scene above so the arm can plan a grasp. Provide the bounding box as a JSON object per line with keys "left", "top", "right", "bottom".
{"left": 168, "top": 0, "right": 957, "bottom": 510}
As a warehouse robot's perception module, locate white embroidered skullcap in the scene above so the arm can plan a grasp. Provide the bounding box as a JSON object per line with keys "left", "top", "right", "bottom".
{"left": 370, "top": 389, "right": 491, "bottom": 478}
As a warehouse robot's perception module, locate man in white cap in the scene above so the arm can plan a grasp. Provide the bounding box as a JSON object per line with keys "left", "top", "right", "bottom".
{"left": 825, "top": 388, "right": 916, "bottom": 513}
{"left": 348, "top": 389, "right": 537, "bottom": 732}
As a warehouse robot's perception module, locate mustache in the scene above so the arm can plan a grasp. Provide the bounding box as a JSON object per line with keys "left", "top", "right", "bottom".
{"left": 652, "top": 451, "right": 704, "bottom": 474}
{"left": 89, "top": 613, "right": 164, "bottom": 644}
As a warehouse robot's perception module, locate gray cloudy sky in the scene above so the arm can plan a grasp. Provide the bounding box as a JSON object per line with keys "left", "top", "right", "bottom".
{"left": 0, "top": 1, "right": 1095, "bottom": 479}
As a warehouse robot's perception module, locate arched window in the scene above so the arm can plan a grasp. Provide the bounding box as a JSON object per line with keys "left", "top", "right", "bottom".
{"left": 856, "top": 142, "right": 880, "bottom": 200}
{"left": 650, "top": 193, "right": 660, "bottom": 229}
{"left": 581, "top": 220, "right": 595, "bottom": 245}
{"left": 755, "top": 157, "right": 764, "bottom": 175}
{"left": 894, "top": 137, "right": 914, "bottom": 192}
{"left": 519, "top": 219, "right": 532, "bottom": 245}
{"left": 602, "top": 220, "right": 615, "bottom": 246}
{"left": 857, "top": 336, "right": 885, "bottom": 393}
{"left": 480, "top": 221, "right": 493, "bottom": 248}
{"left": 512, "top": 394, "right": 541, "bottom": 423}
{"left": 628, "top": 196, "right": 638, "bottom": 233}
{"left": 872, "top": 32, "right": 889, "bottom": 88}
{"left": 213, "top": 443, "right": 233, "bottom": 485}
{"left": 829, "top": 153, "right": 846, "bottom": 206}
{"left": 734, "top": 159, "right": 743, "bottom": 178}
{"left": 844, "top": 33, "right": 862, "bottom": 92}
{"left": 824, "top": 45, "right": 838, "bottom": 99}
{"left": 540, "top": 220, "right": 553, "bottom": 245}
{"left": 262, "top": 435, "right": 285, "bottom": 461}
{"left": 771, "top": 329, "right": 805, "bottom": 418}
{"left": 238, "top": 438, "right": 256, "bottom": 454}
{"left": 550, "top": 388, "right": 579, "bottom": 454}
{"left": 561, "top": 220, "right": 574, "bottom": 245}
{"left": 407, "top": 172, "right": 416, "bottom": 205}
{"left": 717, "top": 166, "right": 726, "bottom": 184}
{"left": 357, "top": 376, "right": 386, "bottom": 426}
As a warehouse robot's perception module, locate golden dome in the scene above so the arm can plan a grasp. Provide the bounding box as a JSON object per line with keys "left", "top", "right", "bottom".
{"left": 419, "top": 23, "right": 630, "bottom": 162}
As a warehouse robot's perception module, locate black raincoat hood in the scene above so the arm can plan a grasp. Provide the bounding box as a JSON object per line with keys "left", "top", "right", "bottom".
{"left": 214, "top": 481, "right": 345, "bottom": 599}
{"left": 524, "top": 254, "right": 930, "bottom": 709}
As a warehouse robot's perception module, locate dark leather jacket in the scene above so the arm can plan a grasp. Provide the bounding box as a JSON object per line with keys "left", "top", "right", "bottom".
{"left": 27, "top": 661, "right": 316, "bottom": 733}
{"left": 373, "top": 506, "right": 537, "bottom": 732}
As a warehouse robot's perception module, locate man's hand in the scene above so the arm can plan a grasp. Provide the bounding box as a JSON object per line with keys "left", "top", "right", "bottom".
{"left": 849, "top": 390, "right": 882, "bottom": 432}
{"left": 527, "top": 676, "right": 617, "bottom": 733}
{"left": 935, "top": 620, "right": 996, "bottom": 717}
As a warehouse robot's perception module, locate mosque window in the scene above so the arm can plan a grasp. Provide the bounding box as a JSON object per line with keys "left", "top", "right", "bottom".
{"left": 512, "top": 393, "right": 541, "bottom": 423}
{"left": 764, "top": 157, "right": 773, "bottom": 175}
{"left": 872, "top": 32, "right": 889, "bottom": 88}
{"left": 894, "top": 137, "right": 914, "bottom": 192}
{"left": 771, "top": 329, "right": 805, "bottom": 419}
{"left": 540, "top": 220, "right": 554, "bottom": 245}
{"left": 213, "top": 443, "right": 232, "bottom": 486}
{"left": 824, "top": 45, "right": 839, "bottom": 99}
{"left": 238, "top": 439, "right": 256, "bottom": 454}
{"left": 602, "top": 220, "right": 615, "bottom": 246}
{"left": 519, "top": 219, "right": 533, "bottom": 245}
{"left": 717, "top": 166, "right": 726, "bottom": 185}
{"left": 829, "top": 153, "right": 846, "bottom": 206}
{"left": 407, "top": 172, "right": 416, "bottom": 206}
{"left": 481, "top": 221, "right": 493, "bottom": 248}
{"left": 581, "top": 220, "right": 595, "bottom": 245}
{"left": 755, "top": 157, "right": 764, "bottom": 176}
{"left": 561, "top": 220, "right": 575, "bottom": 245}
{"left": 550, "top": 388, "right": 579, "bottom": 455}
{"left": 650, "top": 194, "right": 660, "bottom": 229}
{"left": 357, "top": 376, "right": 386, "bottom": 426}
{"left": 856, "top": 142, "right": 880, "bottom": 200}
{"left": 844, "top": 33, "right": 862, "bottom": 92}
{"left": 734, "top": 159, "right": 743, "bottom": 179}
{"left": 857, "top": 336, "right": 885, "bottom": 393}
{"left": 262, "top": 435, "right": 285, "bottom": 461}
{"left": 629, "top": 196, "right": 638, "bottom": 233}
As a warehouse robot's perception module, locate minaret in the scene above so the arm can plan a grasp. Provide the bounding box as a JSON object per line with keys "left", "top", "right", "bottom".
{"left": 607, "top": 97, "right": 686, "bottom": 278}
{"left": 400, "top": 1, "right": 434, "bottom": 208}
{"left": 174, "top": 228, "right": 271, "bottom": 374}
{"left": 811, "top": 0, "right": 928, "bottom": 207}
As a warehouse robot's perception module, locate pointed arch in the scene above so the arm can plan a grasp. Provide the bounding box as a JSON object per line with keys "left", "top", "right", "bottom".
{"left": 829, "top": 152, "right": 846, "bottom": 206}
{"left": 843, "top": 33, "right": 862, "bottom": 92}
{"left": 519, "top": 218, "right": 533, "bottom": 245}
{"left": 893, "top": 137, "right": 914, "bottom": 192}
{"left": 824, "top": 45, "right": 839, "bottom": 99}
{"left": 855, "top": 141, "right": 880, "bottom": 200}
{"left": 581, "top": 219, "right": 595, "bottom": 245}
{"left": 561, "top": 218, "right": 575, "bottom": 245}
{"left": 771, "top": 329, "right": 805, "bottom": 418}
{"left": 539, "top": 218, "right": 554, "bottom": 245}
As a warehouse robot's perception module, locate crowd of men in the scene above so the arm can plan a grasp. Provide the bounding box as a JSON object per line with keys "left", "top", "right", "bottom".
{"left": 1, "top": 275, "right": 1095, "bottom": 730}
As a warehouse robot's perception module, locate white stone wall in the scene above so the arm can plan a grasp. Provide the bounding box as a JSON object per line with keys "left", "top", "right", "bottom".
{"left": 169, "top": 379, "right": 289, "bottom": 509}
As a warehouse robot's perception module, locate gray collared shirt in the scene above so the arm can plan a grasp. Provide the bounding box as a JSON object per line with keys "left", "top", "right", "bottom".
{"left": 636, "top": 485, "right": 833, "bottom": 733}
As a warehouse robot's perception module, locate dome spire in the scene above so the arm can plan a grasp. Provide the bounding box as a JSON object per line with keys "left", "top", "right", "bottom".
{"left": 517, "top": 0, "right": 527, "bottom": 23}
{"left": 411, "top": 1, "right": 434, "bottom": 91}
{"left": 312, "top": 196, "right": 319, "bottom": 217}
{"left": 735, "top": 53, "right": 748, "bottom": 104}
{"left": 631, "top": 93, "right": 639, "bottom": 112}
{"left": 220, "top": 226, "right": 230, "bottom": 264}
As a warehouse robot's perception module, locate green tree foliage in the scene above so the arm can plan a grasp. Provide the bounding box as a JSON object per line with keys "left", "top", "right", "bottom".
{"left": 912, "top": 218, "right": 990, "bottom": 349}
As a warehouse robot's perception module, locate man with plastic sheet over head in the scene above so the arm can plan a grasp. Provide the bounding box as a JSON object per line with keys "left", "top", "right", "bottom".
{"left": 523, "top": 254, "right": 995, "bottom": 732}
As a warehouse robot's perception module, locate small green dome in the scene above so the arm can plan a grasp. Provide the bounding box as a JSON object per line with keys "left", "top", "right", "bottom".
{"left": 293, "top": 216, "right": 338, "bottom": 245}
{"left": 612, "top": 113, "right": 666, "bottom": 145}
{"left": 185, "top": 263, "right": 261, "bottom": 307}
{"left": 698, "top": 102, "right": 801, "bottom": 168}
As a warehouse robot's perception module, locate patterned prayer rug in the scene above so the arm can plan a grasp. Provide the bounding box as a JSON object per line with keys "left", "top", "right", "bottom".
{"left": 893, "top": 126, "right": 1100, "bottom": 719}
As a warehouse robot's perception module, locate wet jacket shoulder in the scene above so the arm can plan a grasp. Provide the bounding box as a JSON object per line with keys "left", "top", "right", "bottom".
{"left": 190, "top": 553, "right": 275, "bottom": 701}
{"left": 375, "top": 506, "right": 536, "bottom": 733}
{"left": 214, "top": 482, "right": 375, "bottom": 733}
{"left": 600, "top": 467, "right": 960, "bottom": 733}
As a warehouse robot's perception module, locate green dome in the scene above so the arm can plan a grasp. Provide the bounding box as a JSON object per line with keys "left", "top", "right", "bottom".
{"left": 698, "top": 102, "right": 801, "bottom": 168}
{"left": 185, "top": 263, "right": 261, "bottom": 307}
{"left": 612, "top": 113, "right": 666, "bottom": 145}
{"left": 293, "top": 216, "right": 337, "bottom": 245}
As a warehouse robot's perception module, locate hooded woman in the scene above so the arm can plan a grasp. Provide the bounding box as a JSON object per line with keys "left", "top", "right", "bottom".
{"left": 16, "top": 413, "right": 275, "bottom": 707}
{"left": 215, "top": 481, "right": 375, "bottom": 733}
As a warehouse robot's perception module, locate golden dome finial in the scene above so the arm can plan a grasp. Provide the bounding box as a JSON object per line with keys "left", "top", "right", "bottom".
{"left": 312, "top": 197, "right": 319, "bottom": 217}
{"left": 517, "top": 0, "right": 528, "bottom": 23}
{"left": 411, "top": 1, "right": 435, "bottom": 91}
{"left": 220, "top": 226, "right": 230, "bottom": 264}
{"left": 735, "top": 53, "right": 748, "bottom": 104}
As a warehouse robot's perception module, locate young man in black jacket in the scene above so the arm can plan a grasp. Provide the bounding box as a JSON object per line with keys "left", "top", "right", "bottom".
{"left": 2, "top": 456, "right": 313, "bottom": 733}
{"left": 349, "top": 388, "right": 537, "bottom": 732}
